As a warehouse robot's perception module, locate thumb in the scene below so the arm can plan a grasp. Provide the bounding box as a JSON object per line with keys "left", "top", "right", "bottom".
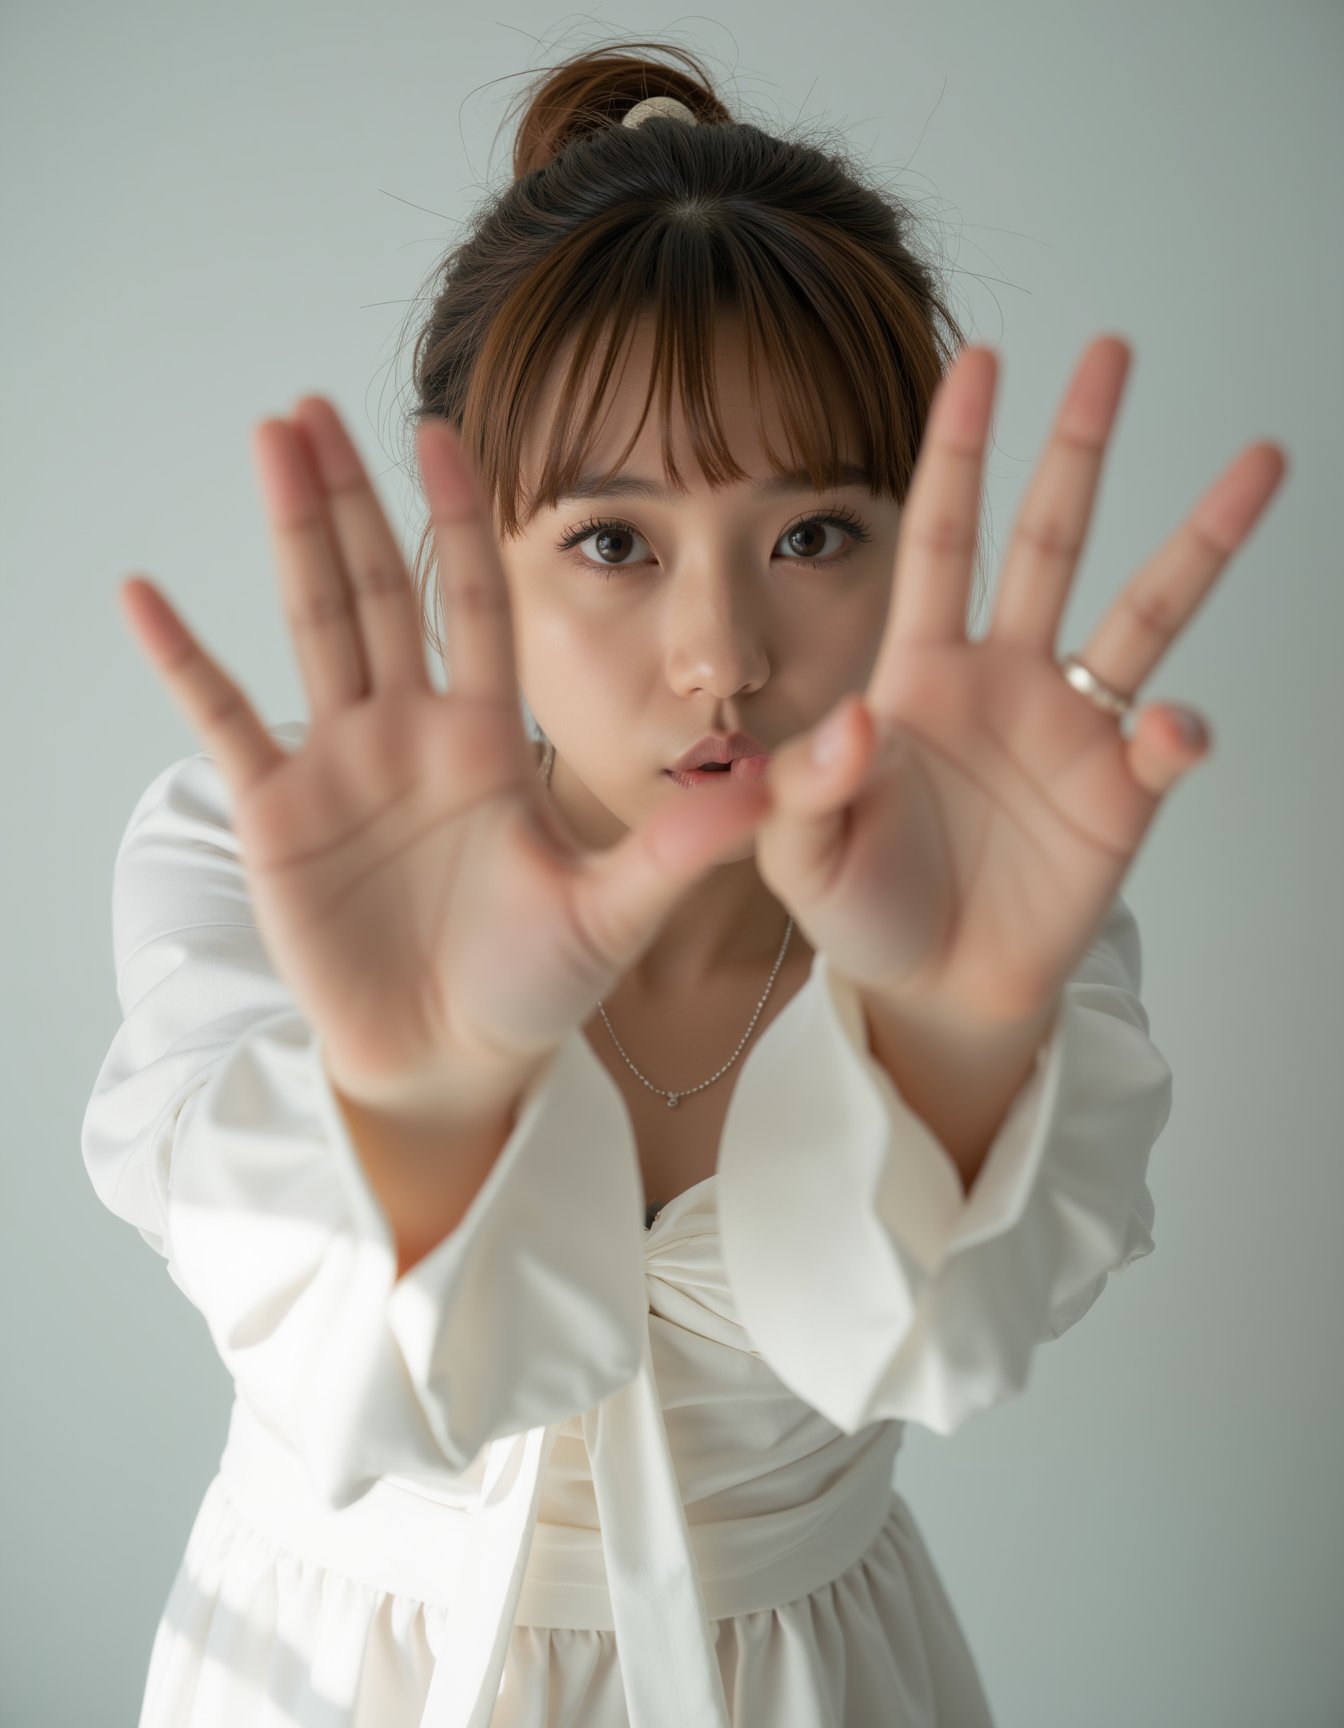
{"left": 566, "top": 777, "right": 773, "bottom": 975}
{"left": 754, "top": 694, "right": 900, "bottom": 895}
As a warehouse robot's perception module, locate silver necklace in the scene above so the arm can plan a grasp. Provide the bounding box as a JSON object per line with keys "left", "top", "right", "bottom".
{"left": 539, "top": 739, "right": 795, "bottom": 1108}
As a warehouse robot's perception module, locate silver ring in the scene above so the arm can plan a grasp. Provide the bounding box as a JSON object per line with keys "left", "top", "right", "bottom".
{"left": 1058, "top": 653, "right": 1133, "bottom": 719}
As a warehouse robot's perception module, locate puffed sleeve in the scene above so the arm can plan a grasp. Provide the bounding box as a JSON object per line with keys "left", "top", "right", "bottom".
{"left": 80, "top": 723, "right": 648, "bottom": 1507}
{"left": 716, "top": 890, "right": 1172, "bottom": 1436}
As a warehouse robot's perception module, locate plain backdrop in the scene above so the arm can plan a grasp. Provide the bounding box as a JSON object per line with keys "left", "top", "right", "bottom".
{"left": 2, "top": 3, "right": 1338, "bottom": 1724}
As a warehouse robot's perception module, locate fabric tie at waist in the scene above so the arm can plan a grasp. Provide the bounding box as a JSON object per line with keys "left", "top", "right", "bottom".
{"left": 217, "top": 1326, "right": 899, "bottom": 1727}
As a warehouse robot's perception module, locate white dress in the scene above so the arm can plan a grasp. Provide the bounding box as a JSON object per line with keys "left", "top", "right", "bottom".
{"left": 81, "top": 720, "right": 1174, "bottom": 1727}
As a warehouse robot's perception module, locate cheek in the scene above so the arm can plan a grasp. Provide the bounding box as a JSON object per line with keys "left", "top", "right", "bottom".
{"left": 522, "top": 612, "right": 642, "bottom": 720}
{"left": 833, "top": 588, "right": 891, "bottom": 683}
{"left": 778, "top": 600, "right": 876, "bottom": 690}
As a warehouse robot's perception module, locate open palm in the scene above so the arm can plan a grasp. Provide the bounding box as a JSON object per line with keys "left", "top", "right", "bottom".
{"left": 119, "top": 399, "right": 774, "bottom": 1115}
{"left": 754, "top": 336, "right": 1287, "bottom": 1025}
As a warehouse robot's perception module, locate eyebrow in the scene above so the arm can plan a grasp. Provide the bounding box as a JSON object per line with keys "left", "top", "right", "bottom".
{"left": 553, "top": 462, "right": 877, "bottom": 505}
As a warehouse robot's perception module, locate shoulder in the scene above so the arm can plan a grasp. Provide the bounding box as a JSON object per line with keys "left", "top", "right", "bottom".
{"left": 116, "top": 717, "right": 309, "bottom": 858}
{"left": 109, "top": 718, "right": 309, "bottom": 980}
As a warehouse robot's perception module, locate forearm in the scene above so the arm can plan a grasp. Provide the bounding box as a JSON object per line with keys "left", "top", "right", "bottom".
{"left": 324, "top": 1056, "right": 540, "bottom": 1281}
{"left": 853, "top": 984, "right": 1062, "bottom": 1198}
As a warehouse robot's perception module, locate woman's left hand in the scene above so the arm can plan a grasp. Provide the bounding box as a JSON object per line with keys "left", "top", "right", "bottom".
{"left": 754, "top": 336, "right": 1288, "bottom": 1026}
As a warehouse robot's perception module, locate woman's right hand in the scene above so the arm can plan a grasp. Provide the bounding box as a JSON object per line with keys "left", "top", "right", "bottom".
{"left": 118, "top": 399, "right": 773, "bottom": 1118}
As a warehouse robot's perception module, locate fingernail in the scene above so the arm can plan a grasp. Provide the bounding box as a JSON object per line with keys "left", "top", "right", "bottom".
{"left": 1171, "top": 706, "right": 1207, "bottom": 747}
{"left": 811, "top": 704, "right": 851, "bottom": 765}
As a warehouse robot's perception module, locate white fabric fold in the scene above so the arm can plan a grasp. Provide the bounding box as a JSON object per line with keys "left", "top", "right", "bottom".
{"left": 419, "top": 1419, "right": 562, "bottom": 1728}
{"left": 716, "top": 891, "right": 1173, "bottom": 1436}
{"left": 162, "top": 1005, "right": 649, "bottom": 1505}
{"left": 581, "top": 1326, "right": 731, "bottom": 1726}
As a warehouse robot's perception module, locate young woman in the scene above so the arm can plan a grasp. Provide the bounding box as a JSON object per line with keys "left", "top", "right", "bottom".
{"left": 84, "top": 41, "right": 1286, "bottom": 1728}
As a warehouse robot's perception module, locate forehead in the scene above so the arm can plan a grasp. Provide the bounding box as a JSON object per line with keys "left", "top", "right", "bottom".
{"left": 518, "top": 310, "right": 865, "bottom": 503}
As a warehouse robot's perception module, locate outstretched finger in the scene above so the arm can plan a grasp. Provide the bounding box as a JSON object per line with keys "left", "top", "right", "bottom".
{"left": 118, "top": 576, "right": 284, "bottom": 796}
{"left": 287, "top": 398, "right": 435, "bottom": 700}
{"left": 1068, "top": 441, "right": 1288, "bottom": 699}
{"left": 877, "top": 345, "right": 996, "bottom": 665}
{"left": 417, "top": 417, "right": 523, "bottom": 711}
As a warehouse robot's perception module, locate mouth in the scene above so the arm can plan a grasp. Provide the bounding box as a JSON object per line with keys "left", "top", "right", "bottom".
{"left": 664, "top": 754, "right": 770, "bottom": 787}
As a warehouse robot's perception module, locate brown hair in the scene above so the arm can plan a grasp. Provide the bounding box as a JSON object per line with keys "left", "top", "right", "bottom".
{"left": 403, "top": 39, "right": 983, "bottom": 689}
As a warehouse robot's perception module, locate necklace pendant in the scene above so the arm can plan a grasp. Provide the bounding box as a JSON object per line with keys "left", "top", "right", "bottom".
{"left": 666, "top": 1093, "right": 680, "bottom": 1109}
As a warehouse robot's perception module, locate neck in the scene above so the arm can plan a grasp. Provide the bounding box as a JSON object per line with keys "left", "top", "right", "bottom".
{"left": 626, "top": 857, "right": 801, "bottom": 995}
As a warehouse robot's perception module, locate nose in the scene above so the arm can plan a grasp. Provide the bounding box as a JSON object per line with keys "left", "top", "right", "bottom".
{"left": 663, "top": 570, "right": 770, "bottom": 703}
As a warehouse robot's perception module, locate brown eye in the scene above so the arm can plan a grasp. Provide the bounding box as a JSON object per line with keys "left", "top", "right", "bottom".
{"left": 590, "top": 524, "right": 641, "bottom": 564}
{"left": 776, "top": 508, "right": 873, "bottom": 566}
{"left": 555, "top": 516, "right": 649, "bottom": 575}
{"left": 783, "top": 521, "right": 831, "bottom": 558}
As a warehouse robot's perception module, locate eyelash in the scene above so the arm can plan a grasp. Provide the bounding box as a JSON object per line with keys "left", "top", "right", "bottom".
{"left": 554, "top": 505, "right": 874, "bottom": 578}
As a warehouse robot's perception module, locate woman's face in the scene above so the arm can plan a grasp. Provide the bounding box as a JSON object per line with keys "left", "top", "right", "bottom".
{"left": 496, "top": 314, "right": 904, "bottom": 857}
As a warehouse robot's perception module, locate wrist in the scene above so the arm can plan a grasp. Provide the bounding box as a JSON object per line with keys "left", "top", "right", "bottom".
{"left": 321, "top": 1039, "right": 555, "bottom": 1142}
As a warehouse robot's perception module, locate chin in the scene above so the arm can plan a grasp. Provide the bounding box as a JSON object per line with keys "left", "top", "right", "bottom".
{"left": 715, "top": 831, "right": 760, "bottom": 865}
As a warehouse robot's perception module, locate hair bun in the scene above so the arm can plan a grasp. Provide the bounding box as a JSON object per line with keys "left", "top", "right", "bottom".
{"left": 507, "top": 42, "right": 729, "bottom": 180}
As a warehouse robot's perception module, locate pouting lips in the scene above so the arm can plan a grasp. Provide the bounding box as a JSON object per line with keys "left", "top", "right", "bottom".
{"left": 665, "top": 755, "right": 771, "bottom": 782}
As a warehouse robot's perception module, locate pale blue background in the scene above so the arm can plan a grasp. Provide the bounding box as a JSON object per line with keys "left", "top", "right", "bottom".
{"left": 2, "top": 2, "right": 1338, "bottom": 1724}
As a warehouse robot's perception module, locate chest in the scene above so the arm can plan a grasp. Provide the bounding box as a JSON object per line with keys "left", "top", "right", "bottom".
{"left": 582, "top": 956, "right": 812, "bottom": 1225}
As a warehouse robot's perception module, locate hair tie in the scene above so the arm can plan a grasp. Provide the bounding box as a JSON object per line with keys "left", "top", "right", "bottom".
{"left": 622, "top": 95, "right": 699, "bottom": 128}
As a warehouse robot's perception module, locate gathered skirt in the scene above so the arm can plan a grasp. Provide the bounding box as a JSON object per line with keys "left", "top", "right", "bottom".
{"left": 136, "top": 1469, "right": 995, "bottom": 1726}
